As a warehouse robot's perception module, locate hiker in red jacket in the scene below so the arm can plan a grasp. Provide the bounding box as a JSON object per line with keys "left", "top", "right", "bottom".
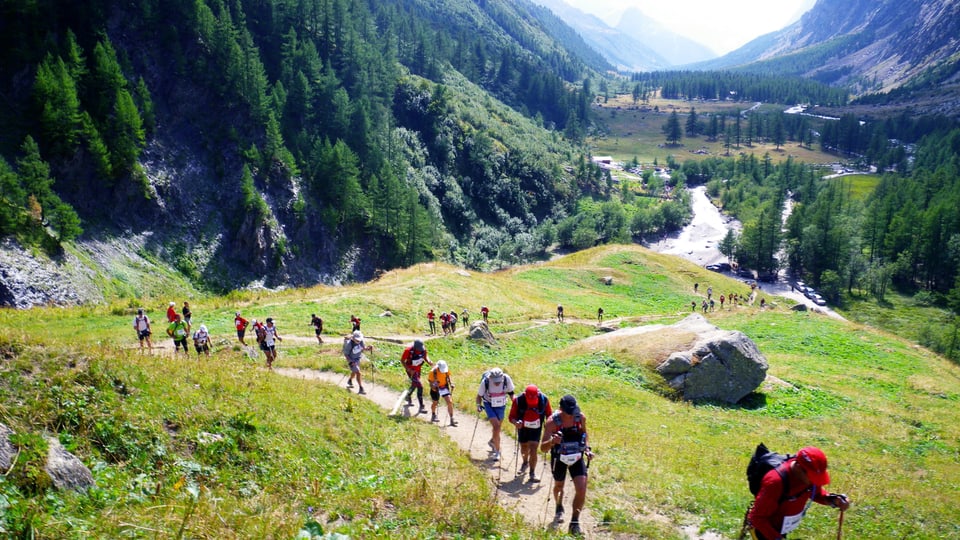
{"left": 747, "top": 447, "right": 851, "bottom": 540}
{"left": 509, "top": 385, "right": 552, "bottom": 483}
{"left": 400, "top": 339, "right": 432, "bottom": 413}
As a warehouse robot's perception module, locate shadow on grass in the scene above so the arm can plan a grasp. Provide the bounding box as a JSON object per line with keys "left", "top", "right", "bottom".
{"left": 693, "top": 391, "right": 767, "bottom": 410}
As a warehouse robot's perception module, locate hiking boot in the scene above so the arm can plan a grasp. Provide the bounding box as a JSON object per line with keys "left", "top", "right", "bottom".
{"left": 568, "top": 520, "right": 582, "bottom": 536}
{"left": 357, "top": 387, "right": 366, "bottom": 395}
{"left": 346, "top": 381, "right": 354, "bottom": 388}
{"left": 529, "top": 472, "right": 539, "bottom": 482}
{"left": 418, "top": 406, "right": 427, "bottom": 414}
{"left": 491, "top": 451, "right": 500, "bottom": 461}
{"left": 430, "top": 413, "right": 438, "bottom": 422}
{"left": 519, "top": 461, "right": 528, "bottom": 473}
{"left": 449, "top": 418, "right": 458, "bottom": 427}
{"left": 554, "top": 504, "right": 564, "bottom": 522}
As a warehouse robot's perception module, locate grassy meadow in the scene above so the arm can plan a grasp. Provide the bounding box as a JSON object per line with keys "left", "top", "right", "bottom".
{"left": 2, "top": 245, "right": 959, "bottom": 538}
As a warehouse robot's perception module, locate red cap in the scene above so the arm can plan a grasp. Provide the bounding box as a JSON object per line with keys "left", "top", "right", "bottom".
{"left": 796, "top": 447, "right": 830, "bottom": 486}
{"left": 525, "top": 384, "right": 539, "bottom": 405}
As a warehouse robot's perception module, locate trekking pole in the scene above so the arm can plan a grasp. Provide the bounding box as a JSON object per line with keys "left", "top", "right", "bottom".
{"left": 468, "top": 412, "right": 480, "bottom": 455}
{"left": 514, "top": 429, "right": 521, "bottom": 476}
{"left": 837, "top": 509, "right": 845, "bottom": 540}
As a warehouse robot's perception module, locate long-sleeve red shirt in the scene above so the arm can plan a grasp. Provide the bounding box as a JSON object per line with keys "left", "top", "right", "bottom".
{"left": 747, "top": 458, "right": 833, "bottom": 540}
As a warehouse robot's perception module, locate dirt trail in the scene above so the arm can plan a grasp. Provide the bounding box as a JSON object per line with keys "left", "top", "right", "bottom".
{"left": 274, "top": 366, "right": 597, "bottom": 537}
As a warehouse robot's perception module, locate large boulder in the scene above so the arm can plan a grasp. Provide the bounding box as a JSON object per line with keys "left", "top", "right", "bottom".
{"left": 468, "top": 321, "right": 497, "bottom": 345}
{"left": 45, "top": 436, "right": 95, "bottom": 491}
{"left": 655, "top": 316, "right": 768, "bottom": 403}
{"left": 0, "top": 423, "right": 15, "bottom": 471}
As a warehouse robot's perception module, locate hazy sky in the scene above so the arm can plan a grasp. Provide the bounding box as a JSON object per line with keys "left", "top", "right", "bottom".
{"left": 559, "top": 0, "right": 817, "bottom": 55}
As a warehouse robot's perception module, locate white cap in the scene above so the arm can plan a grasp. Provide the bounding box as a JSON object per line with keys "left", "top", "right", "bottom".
{"left": 199, "top": 324, "right": 208, "bottom": 332}
{"left": 489, "top": 367, "right": 503, "bottom": 379}
{"left": 169, "top": 302, "right": 175, "bottom": 306}
{"left": 437, "top": 360, "right": 448, "bottom": 373}
{"left": 352, "top": 330, "right": 363, "bottom": 341}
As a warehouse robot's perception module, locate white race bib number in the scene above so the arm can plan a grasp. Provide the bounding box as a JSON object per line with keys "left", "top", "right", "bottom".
{"left": 439, "top": 387, "right": 451, "bottom": 397}
{"left": 411, "top": 358, "right": 424, "bottom": 367}
{"left": 780, "top": 511, "right": 805, "bottom": 535}
{"left": 559, "top": 452, "right": 582, "bottom": 466}
{"left": 490, "top": 395, "right": 507, "bottom": 407}
{"left": 523, "top": 419, "right": 541, "bottom": 429}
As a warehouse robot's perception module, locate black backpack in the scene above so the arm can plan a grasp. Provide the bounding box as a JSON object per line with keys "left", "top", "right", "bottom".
{"left": 515, "top": 393, "right": 548, "bottom": 419}
{"left": 747, "top": 443, "right": 792, "bottom": 501}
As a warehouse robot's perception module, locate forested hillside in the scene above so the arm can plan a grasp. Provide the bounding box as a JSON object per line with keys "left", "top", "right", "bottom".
{"left": 0, "top": 0, "right": 607, "bottom": 292}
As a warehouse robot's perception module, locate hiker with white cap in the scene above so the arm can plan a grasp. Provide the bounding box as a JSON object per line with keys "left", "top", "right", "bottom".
{"left": 540, "top": 394, "right": 590, "bottom": 536}
{"left": 342, "top": 330, "right": 371, "bottom": 394}
{"left": 262, "top": 317, "right": 282, "bottom": 369}
{"left": 133, "top": 308, "right": 153, "bottom": 350}
{"left": 166, "top": 301, "right": 177, "bottom": 323}
{"left": 427, "top": 360, "right": 457, "bottom": 425}
{"left": 193, "top": 324, "right": 212, "bottom": 358}
{"left": 475, "top": 367, "right": 515, "bottom": 461}
{"left": 401, "top": 339, "right": 432, "bottom": 413}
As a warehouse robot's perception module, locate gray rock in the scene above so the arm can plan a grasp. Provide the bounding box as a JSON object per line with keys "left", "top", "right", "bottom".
{"left": 468, "top": 321, "right": 497, "bottom": 344}
{"left": 601, "top": 276, "right": 614, "bottom": 285}
{"left": 0, "top": 423, "right": 16, "bottom": 472}
{"left": 45, "top": 436, "right": 95, "bottom": 491}
{"left": 791, "top": 304, "right": 808, "bottom": 312}
{"left": 655, "top": 315, "right": 767, "bottom": 403}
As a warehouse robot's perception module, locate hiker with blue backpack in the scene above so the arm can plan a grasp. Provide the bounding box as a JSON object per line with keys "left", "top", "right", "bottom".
{"left": 743, "top": 444, "right": 851, "bottom": 540}
{"left": 508, "top": 384, "right": 552, "bottom": 483}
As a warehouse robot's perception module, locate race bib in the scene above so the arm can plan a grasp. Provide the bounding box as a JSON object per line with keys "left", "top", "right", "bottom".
{"left": 175, "top": 328, "right": 186, "bottom": 338}
{"left": 490, "top": 395, "right": 507, "bottom": 407}
{"left": 523, "top": 419, "right": 541, "bottom": 429}
{"left": 559, "top": 452, "right": 582, "bottom": 466}
{"left": 439, "top": 387, "right": 451, "bottom": 397}
{"left": 411, "top": 358, "right": 424, "bottom": 367}
{"left": 780, "top": 511, "right": 806, "bottom": 535}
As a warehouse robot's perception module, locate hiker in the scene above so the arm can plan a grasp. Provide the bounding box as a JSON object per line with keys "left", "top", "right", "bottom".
{"left": 440, "top": 312, "right": 449, "bottom": 336}
{"left": 707, "top": 286, "right": 713, "bottom": 299}
{"left": 166, "top": 301, "right": 177, "bottom": 323}
{"left": 342, "top": 330, "right": 371, "bottom": 394}
{"left": 461, "top": 308, "right": 469, "bottom": 327}
{"left": 720, "top": 295, "right": 726, "bottom": 309}
{"left": 540, "top": 394, "right": 591, "bottom": 536}
{"left": 760, "top": 297, "right": 766, "bottom": 309}
{"left": 261, "top": 317, "right": 282, "bottom": 368}
{"left": 557, "top": 304, "right": 564, "bottom": 322}
{"left": 448, "top": 309, "right": 457, "bottom": 333}
{"left": 475, "top": 367, "right": 515, "bottom": 461}
{"left": 234, "top": 311, "right": 249, "bottom": 345}
{"left": 427, "top": 360, "right": 457, "bottom": 425}
{"left": 182, "top": 301, "right": 192, "bottom": 325}
{"left": 746, "top": 446, "right": 851, "bottom": 540}
{"left": 694, "top": 282, "right": 699, "bottom": 293}
{"left": 401, "top": 339, "right": 432, "bottom": 413}
{"left": 702, "top": 299, "right": 709, "bottom": 313}
{"left": 508, "top": 385, "right": 552, "bottom": 482}
{"left": 166, "top": 314, "right": 190, "bottom": 354}
{"left": 193, "top": 324, "right": 212, "bottom": 358}
{"left": 350, "top": 314, "right": 361, "bottom": 332}
{"left": 597, "top": 307, "right": 604, "bottom": 323}
{"left": 691, "top": 300, "right": 697, "bottom": 311}
{"left": 710, "top": 298, "right": 715, "bottom": 311}
{"left": 427, "top": 309, "right": 436, "bottom": 335}
{"left": 133, "top": 308, "right": 153, "bottom": 350}
{"left": 481, "top": 305, "right": 489, "bottom": 323}
{"left": 310, "top": 313, "right": 324, "bottom": 344}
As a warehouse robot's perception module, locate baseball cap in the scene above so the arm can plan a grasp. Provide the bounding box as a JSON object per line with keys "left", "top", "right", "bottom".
{"left": 525, "top": 384, "right": 539, "bottom": 405}
{"left": 413, "top": 339, "right": 425, "bottom": 352}
{"left": 235, "top": 311, "right": 241, "bottom": 316}
{"left": 559, "top": 395, "right": 580, "bottom": 415}
{"left": 266, "top": 317, "right": 273, "bottom": 323}
{"left": 796, "top": 447, "right": 830, "bottom": 486}
{"left": 437, "top": 360, "right": 448, "bottom": 373}
{"left": 169, "top": 301, "right": 175, "bottom": 306}
{"left": 352, "top": 330, "right": 363, "bottom": 341}
{"left": 489, "top": 367, "right": 504, "bottom": 380}
{"left": 137, "top": 308, "right": 143, "bottom": 314}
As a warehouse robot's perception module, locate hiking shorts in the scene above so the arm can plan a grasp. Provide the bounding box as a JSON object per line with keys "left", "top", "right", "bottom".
{"left": 138, "top": 329, "right": 151, "bottom": 340}
{"left": 173, "top": 338, "right": 188, "bottom": 350}
{"left": 430, "top": 387, "right": 452, "bottom": 402}
{"left": 237, "top": 329, "right": 246, "bottom": 340}
{"left": 314, "top": 328, "right": 322, "bottom": 336}
{"left": 551, "top": 454, "right": 587, "bottom": 481}
{"left": 407, "top": 372, "right": 422, "bottom": 389}
{"left": 518, "top": 426, "right": 543, "bottom": 444}
{"left": 195, "top": 343, "right": 209, "bottom": 354}
{"left": 483, "top": 402, "right": 506, "bottom": 421}
{"left": 348, "top": 359, "right": 360, "bottom": 373}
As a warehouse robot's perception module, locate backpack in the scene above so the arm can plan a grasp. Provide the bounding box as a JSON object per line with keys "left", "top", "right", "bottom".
{"left": 255, "top": 324, "right": 267, "bottom": 343}
{"left": 747, "top": 443, "right": 792, "bottom": 501}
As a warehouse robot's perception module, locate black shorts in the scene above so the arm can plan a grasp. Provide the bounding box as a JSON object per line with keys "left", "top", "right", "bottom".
{"left": 138, "top": 329, "right": 151, "bottom": 340}
{"left": 237, "top": 329, "right": 246, "bottom": 339}
{"left": 259, "top": 341, "right": 269, "bottom": 351}
{"left": 174, "top": 338, "right": 188, "bottom": 350}
{"left": 195, "top": 343, "right": 209, "bottom": 353}
{"left": 518, "top": 427, "right": 542, "bottom": 444}
{"left": 551, "top": 453, "right": 588, "bottom": 481}
{"left": 430, "top": 387, "right": 452, "bottom": 402}
{"left": 315, "top": 328, "right": 323, "bottom": 336}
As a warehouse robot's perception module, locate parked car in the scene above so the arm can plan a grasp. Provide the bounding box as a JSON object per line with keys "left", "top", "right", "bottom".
{"left": 810, "top": 293, "right": 827, "bottom": 306}
{"left": 716, "top": 262, "right": 732, "bottom": 272}
{"left": 804, "top": 288, "right": 819, "bottom": 299}
{"left": 706, "top": 264, "right": 723, "bottom": 272}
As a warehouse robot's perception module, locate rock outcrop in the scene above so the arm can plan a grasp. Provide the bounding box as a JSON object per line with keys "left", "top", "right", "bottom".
{"left": 468, "top": 321, "right": 497, "bottom": 345}
{"left": 0, "top": 423, "right": 95, "bottom": 491}
{"left": 655, "top": 315, "right": 767, "bottom": 403}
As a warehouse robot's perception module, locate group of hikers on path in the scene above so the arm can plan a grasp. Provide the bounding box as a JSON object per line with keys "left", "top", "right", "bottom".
{"left": 556, "top": 304, "right": 604, "bottom": 323}
{"left": 427, "top": 305, "right": 490, "bottom": 335}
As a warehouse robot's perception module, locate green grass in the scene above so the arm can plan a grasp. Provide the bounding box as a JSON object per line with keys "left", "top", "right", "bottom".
{"left": 2, "top": 245, "right": 960, "bottom": 538}
{"left": 830, "top": 173, "right": 881, "bottom": 200}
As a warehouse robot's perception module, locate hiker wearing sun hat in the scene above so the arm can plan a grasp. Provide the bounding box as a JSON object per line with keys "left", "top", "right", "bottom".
{"left": 508, "top": 384, "right": 552, "bottom": 482}
{"left": 427, "top": 360, "right": 456, "bottom": 425}
{"left": 476, "top": 367, "right": 515, "bottom": 461}
{"left": 342, "top": 330, "right": 371, "bottom": 394}
{"left": 747, "top": 446, "right": 851, "bottom": 540}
